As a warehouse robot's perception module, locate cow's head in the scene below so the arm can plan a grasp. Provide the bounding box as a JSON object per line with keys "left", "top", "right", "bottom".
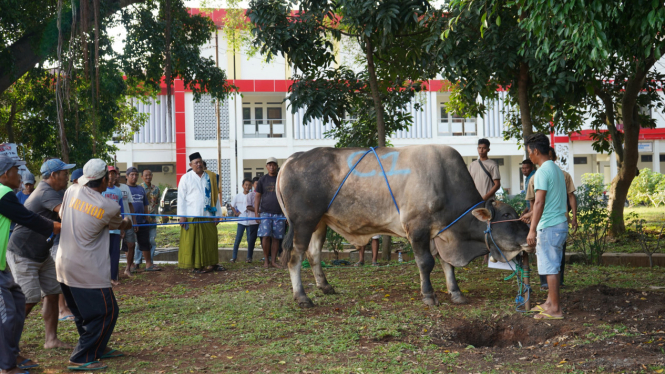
{"left": 471, "top": 199, "right": 531, "bottom": 262}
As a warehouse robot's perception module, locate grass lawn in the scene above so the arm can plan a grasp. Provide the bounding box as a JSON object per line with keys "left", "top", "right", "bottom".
{"left": 20, "top": 260, "right": 665, "bottom": 373}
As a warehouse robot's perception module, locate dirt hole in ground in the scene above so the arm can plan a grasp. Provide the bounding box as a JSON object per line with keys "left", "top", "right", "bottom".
{"left": 448, "top": 317, "right": 565, "bottom": 348}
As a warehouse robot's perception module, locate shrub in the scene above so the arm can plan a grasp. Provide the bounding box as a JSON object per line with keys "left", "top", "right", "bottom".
{"left": 497, "top": 193, "right": 527, "bottom": 216}
{"left": 627, "top": 168, "right": 665, "bottom": 207}
{"left": 571, "top": 173, "right": 610, "bottom": 265}
{"left": 324, "top": 227, "right": 345, "bottom": 260}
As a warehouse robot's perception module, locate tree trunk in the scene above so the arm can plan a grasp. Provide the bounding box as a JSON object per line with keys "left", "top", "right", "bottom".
{"left": 5, "top": 100, "right": 17, "bottom": 143}
{"left": 608, "top": 61, "right": 654, "bottom": 236}
{"left": 364, "top": 37, "right": 386, "bottom": 147}
{"left": 381, "top": 235, "right": 391, "bottom": 261}
{"left": 516, "top": 62, "right": 533, "bottom": 157}
{"left": 365, "top": 37, "right": 392, "bottom": 259}
{"left": 595, "top": 87, "right": 624, "bottom": 169}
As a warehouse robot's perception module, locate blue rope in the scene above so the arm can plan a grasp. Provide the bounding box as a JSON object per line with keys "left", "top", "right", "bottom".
{"left": 369, "top": 147, "right": 400, "bottom": 214}
{"left": 124, "top": 213, "right": 286, "bottom": 221}
{"left": 132, "top": 220, "right": 221, "bottom": 227}
{"left": 327, "top": 148, "right": 374, "bottom": 211}
{"left": 436, "top": 201, "right": 485, "bottom": 235}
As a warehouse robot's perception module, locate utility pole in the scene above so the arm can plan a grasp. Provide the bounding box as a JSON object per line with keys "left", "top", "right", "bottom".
{"left": 215, "top": 29, "right": 223, "bottom": 204}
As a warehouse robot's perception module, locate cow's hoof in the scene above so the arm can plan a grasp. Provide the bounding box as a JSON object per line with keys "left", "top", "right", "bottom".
{"left": 422, "top": 295, "right": 439, "bottom": 306}
{"left": 319, "top": 285, "right": 336, "bottom": 295}
{"left": 450, "top": 292, "right": 469, "bottom": 304}
{"left": 297, "top": 299, "right": 315, "bottom": 308}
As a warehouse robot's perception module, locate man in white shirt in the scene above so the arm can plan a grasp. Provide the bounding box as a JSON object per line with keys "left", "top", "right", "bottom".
{"left": 177, "top": 152, "right": 224, "bottom": 273}
{"left": 230, "top": 179, "right": 258, "bottom": 263}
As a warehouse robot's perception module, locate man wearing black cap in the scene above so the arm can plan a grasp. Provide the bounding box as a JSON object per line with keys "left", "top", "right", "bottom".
{"left": 0, "top": 155, "right": 61, "bottom": 374}
{"left": 255, "top": 157, "right": 286, "bottom": 268}
{"left": 7, "top": 158, "right": 75, "bottom": 350}
{"left": 177, "top": 152, "right": 223, "bottom": 273}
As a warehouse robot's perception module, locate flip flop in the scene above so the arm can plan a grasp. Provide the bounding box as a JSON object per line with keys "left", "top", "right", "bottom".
{"left": 67, "top": 361, "right": 108, "bottom": 371}
{"left": 353, "top": 262, "right": 364, "bottom": 267}
{"left": 534, "top": 312, "right": 564, "bottom": 320}
{"left": 17, "top": 358, "right": 39, "bottom": 369}
{"left": 531, "top": 305, "right": 545, "bottom": 313}
{"left": 145, "top": 266, "right": 162, "bottom": 272}
{"left": 58, "top": 315, "right": 75, "bottom": 321}
{"left": 100, "top": 348, "right": 124, "bottom": 359}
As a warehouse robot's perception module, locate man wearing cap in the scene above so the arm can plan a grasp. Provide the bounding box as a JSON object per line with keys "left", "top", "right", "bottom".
{"left": 6, "top": 158, "right": 74, "bottom": 350}
{"left": 254, "top": 157, "right": 286, "bottom": 268}
{"left": 15, "top": 172, "right": 35, "bottom": 204}
{"left": 0, "top": 155, "right": 61, "bottom": 374}
{"left": 177, "top": 152, "right": 224, "bottom": 273}
{"left": 57, "top": 159, "right": 132, "bottom": 371}
{"left": 126, "top": 166, "right": 159, "bottom": 272}
{"left": 70, "top": 168, "right": 83, "bottom": 184}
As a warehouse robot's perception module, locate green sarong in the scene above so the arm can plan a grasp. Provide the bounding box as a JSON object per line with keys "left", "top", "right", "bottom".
{"left": 178, "top": 218, "right": 219, "bottom": 269}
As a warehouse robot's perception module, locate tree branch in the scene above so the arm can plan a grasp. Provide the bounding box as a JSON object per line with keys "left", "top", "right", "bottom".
{"left": 0, "top": 0, "right": 143, "bottom": 94}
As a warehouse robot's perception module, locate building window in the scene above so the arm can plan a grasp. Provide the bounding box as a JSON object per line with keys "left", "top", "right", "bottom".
{"left": 573, "top": 157, "right": 588, "bottom": 165}
{"left": 242, "top": 101, "right": 285, "bottom": 138}
{"left": 660, "top": 154, "right": 665, "bottom": 162}
{"left": 439, "top": 104, "right": 476, "bottom": 136}
{"left": 641, "top": 155, "right": 653, "bottom": 163}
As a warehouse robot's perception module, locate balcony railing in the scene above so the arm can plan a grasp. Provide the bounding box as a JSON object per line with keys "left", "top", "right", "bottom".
{"left": 243, "top": 119, "right": 285, "bottom": 138}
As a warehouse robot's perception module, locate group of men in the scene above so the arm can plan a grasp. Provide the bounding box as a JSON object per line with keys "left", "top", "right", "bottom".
{"left": 180, "top": 153, "right": 286, "bottom": 271}
{"left": 1, "top": 156, "right": 133, "bottom": 373}
{"left": 468, "top": 136, "right": 575, "bottom": 320}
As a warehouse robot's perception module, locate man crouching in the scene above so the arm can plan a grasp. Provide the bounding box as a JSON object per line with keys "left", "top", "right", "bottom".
{"left": 56, "top": 159, "right": 133, "bottom": 371}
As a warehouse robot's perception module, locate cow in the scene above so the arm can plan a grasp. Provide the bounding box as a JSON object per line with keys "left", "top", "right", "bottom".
{"left": 276, "top": 145, "right": 531, "bottom": 308}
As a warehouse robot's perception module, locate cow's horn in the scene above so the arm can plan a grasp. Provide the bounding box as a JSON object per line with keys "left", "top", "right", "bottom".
{"left": 485, "top": 198, "right": 495, "bottom": 221}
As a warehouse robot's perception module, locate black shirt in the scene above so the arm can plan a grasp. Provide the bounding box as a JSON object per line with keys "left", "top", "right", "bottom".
{"left": 256, "top": 174, "right": 282, "bottom": 215}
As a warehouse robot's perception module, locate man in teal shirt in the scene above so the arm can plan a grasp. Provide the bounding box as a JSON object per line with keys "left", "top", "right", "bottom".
{"left": 0, "top": 155, "right": 60, "bottom": 374}
{"left": 524, "top": 134, "right": 568, "bottom": 320}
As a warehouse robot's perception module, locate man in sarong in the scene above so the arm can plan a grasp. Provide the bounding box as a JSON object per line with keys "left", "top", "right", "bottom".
{"left": 177, "top": 152, "right": 225, "bottom": 273}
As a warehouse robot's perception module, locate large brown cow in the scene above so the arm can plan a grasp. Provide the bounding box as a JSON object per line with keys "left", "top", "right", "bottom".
{"left": 276, "top": 145, "right": 530, "bottom": 308}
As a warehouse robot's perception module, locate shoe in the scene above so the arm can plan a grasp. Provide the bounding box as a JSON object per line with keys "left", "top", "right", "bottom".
{"left": 229, "top": 259, "right": 236, "bottom": 263}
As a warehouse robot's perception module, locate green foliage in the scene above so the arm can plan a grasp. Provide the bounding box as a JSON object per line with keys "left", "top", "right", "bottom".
{"left": 572, "top": 173, "right": 610, "bottom": 265}
{"left": 626, "top": 212, "right": 664, "bottom": 268}
{"left": 247, "top": 0, "right": 445, "bottom": 146}
{"left": 496, "top": 193, "right": 526, "bottom": 216}
{"left": 324, "top": 227, "right": 345, "bottom": 260}
{"left": 627, "top": 168, "right": 665, "bottom": 207}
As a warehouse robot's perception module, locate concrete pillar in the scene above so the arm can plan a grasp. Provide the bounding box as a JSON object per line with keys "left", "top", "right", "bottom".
{"left": 610, "top": 152, "right": 618, "bottom": 180}
{"left": 430, "top": 91, "right": 438, "bottom": 139}
{"left": 653, "top": 140, "right": 661, "bottom": 173}
{"left": 285, "top": 97, "right": 294, "bottom": 156}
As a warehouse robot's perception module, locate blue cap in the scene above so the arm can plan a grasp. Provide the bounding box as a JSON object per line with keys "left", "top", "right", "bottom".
{"left": 70, "top": 168, "right": 84, "bottom": 182}
{"left": 40, "top": 159, "right": 76, "bottom": 176}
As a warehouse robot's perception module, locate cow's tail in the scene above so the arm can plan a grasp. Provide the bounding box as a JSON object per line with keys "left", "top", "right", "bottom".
{"left": 281, "top": 217, "right": 294, "bottom": 267}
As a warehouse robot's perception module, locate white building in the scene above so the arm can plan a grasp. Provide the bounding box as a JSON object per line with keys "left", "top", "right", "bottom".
{"left": 112, "top": 8, "right": 665, "bottom": 201}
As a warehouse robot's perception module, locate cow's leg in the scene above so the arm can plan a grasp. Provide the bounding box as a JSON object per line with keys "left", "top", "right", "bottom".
{"left": 442, "top": 262, "right": 469, "bottom": 304}
{"left": 287, "top": 224, "right": 318, "bottom": 308}
{"left": 410, "top": 229, "right": 439, "bottom": 306}
{"left": 308, "top": 223, "right": 335, "bottom": 295}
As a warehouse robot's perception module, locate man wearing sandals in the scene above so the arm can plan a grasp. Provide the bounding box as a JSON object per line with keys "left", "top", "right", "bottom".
{"left": 177, "top": 152, "right": 225, "bottom": 273}
{"left": 57, "top": 159, "right": 133, "bottom": 371}
{"left": 524, "top": 134, "right": 568, "bottom": 320}
{"left": 0, "top": 155, "right": 61, "bottom": 374}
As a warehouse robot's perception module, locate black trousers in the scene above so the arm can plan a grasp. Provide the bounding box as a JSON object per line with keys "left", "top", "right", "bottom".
{"left": 0, "top": 269, "right": 25, "bottom": 370}
{"left": 60, "top": 284, "right": 118, "bottom": 363}
{"left": 539, "top": 241, "right": 566, "bottom": 286}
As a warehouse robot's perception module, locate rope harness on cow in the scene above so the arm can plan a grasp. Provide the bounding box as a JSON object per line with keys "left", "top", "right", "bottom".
{"left": 328, "top": 148, "right": 531, "bottom": 312}
{"left": 327, "top": 147, "right": 400, "bottom": 213}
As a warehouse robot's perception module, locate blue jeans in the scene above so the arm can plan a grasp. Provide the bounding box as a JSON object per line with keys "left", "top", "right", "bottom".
{"left": 232, "top": 224, "right": 258, "bottom": 261}
{"left": 536, "top": 221, "right": 568, "bottom": 276}
{"left": 135, "top": 226, "right": 157, "bottom": 265}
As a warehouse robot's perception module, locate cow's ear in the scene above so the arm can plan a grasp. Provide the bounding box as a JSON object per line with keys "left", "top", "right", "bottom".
{"left": 472, "top": 208, "right": 492, "bottom": 222}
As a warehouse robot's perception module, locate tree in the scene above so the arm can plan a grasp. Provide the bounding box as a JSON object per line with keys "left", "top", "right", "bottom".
{"left": 248, "top": 0, "right": 445, "bottom": 260}
{"left": 440, "top": 0, "right": 585, "bottom": 150}
{"left": 520, "top": 0, "right": 665, "bottom": 234}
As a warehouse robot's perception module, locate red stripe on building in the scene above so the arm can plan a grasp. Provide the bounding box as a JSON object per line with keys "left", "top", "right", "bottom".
{"left": 174, "top": 79, "right": 188, "bottom": 183}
